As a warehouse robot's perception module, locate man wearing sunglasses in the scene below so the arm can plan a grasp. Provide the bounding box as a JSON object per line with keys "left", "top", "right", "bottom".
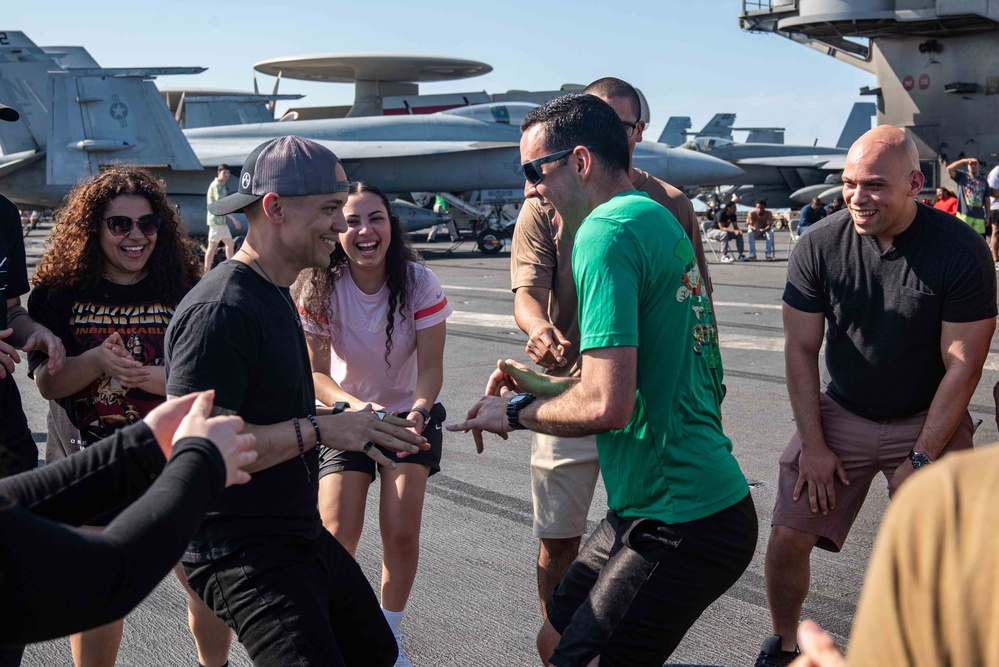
{"left": 455, "top": 94, "right": 754, "bottom": 667}
{"left": 509, "top": 77, "right": 714, "bottom": 618}
{"left": 0, "top": 102, "right": 66, "bottom": 481}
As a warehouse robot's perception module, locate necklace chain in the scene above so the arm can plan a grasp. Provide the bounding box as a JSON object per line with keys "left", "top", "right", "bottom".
{"left": 102, "top": 271, "right": 146, "bottom": 286}
{"left": 237, "top": 248, "right": 302, "bottom": 328}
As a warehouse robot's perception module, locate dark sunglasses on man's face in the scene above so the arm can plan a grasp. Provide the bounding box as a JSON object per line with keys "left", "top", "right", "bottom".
{"left": 104, "top": 214, "right": 162, "bottom": 237}
{"left": 522, "top": 146, "right": 596, "bottom": 186}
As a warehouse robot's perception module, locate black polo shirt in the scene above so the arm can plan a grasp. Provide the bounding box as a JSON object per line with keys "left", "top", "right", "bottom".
{"left": 784, "top": 205, "right": 997, "bottom": 421}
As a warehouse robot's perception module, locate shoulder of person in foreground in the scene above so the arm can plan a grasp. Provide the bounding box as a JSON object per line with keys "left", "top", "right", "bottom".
{"left": 848, "top": 444, "right": 999, "bottom": 666}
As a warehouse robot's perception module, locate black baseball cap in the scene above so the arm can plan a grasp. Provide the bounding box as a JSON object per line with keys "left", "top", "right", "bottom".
{"left": 209, "top": 135, "right": 349, "bottom": 216}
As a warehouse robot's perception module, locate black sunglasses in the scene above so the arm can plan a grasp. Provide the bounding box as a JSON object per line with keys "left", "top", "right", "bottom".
{"left": 104, "top": 214, "right": 162, "bottom": 237}
{"left": 621, "top": 120, "right": 640, "bottom": 138}
{"left": 522, "top": 146, "right": 595, "bottom": 186}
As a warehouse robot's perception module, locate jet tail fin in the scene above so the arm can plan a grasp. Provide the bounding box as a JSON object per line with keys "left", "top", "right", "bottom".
{"left": 836, "top": 102, "right": 876, "bottom": 148}
{"left": 698, "top": 113, "right": 736, "bottom": 138}
{"left": 659, "top": 117, "right": 692, "bottom": 146}
{"left": 0, "top": 31, "right": 57, "bottom": 154}
{"left": 47, "top": 70, "right": 203, "bottom": 184}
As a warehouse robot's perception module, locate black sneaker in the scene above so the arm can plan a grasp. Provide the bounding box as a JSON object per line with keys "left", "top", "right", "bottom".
{"left": 754, "top": 635, "right": 799, "bottom": 667}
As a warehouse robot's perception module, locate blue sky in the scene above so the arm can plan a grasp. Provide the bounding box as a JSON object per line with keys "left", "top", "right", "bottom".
{"left": 5, "top": 0, "right": 874, "bottom": 146}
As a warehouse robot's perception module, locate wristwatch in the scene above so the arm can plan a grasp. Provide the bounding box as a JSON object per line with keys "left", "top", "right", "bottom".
{"left": 506, "top": 393, "right": 537, "bottom": 431}
{"left": 908, "top": 448, "right": 931, "bottom": 470}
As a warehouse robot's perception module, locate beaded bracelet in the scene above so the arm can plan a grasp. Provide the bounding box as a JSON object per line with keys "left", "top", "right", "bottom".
{"left": 305, "top": 414, "right": 322, "bottom": 452}
{"left": 292, "top": 417, "right": 310, "bottom": 482}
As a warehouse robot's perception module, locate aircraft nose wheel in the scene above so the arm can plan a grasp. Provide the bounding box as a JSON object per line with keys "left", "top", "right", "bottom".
{"left": 476, "top": 228, "right": 505, "bottom": 255}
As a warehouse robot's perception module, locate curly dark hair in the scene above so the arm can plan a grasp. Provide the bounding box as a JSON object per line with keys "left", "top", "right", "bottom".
{"left": 295, "top": 182, "right": 421, "bottom": 366}
{"left": 32, "top": 164, "right": 201, "bottom": 304}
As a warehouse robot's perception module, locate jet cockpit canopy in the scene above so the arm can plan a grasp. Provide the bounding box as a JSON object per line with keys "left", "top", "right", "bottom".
{"left": 683, "top": 136, "right": 735, "bottom": 152}
{"left": 439, "top": 102, "right": 538, "bottom": 127}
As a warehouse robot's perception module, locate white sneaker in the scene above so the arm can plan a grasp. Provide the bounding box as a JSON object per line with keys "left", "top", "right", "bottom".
{"left": 394, "top": 633, "right": 414, "bottom": 667}
{"left": 720, "top": 254, "right": 734, "bottom": 263}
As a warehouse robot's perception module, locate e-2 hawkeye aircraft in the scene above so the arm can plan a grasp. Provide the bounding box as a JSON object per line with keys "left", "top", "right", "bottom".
{"left": 0, "top": 31, "right": 743, "bottom": 236}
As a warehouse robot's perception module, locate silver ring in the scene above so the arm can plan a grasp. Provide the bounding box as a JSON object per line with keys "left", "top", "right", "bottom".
{"left": 374, "top": 410, "right": 386, "bottom": 422}
{"left": 363, "top": 442, "right": 375, "bottom": 455}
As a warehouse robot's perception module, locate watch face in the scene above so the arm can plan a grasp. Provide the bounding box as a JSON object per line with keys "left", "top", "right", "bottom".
{"left": 510, "top": 393, "right": 536, "bottom": 408}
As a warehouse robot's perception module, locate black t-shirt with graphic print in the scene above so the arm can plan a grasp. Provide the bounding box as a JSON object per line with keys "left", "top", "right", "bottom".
{"left": 27, "top": 277, "right": 174, "bottom": 462}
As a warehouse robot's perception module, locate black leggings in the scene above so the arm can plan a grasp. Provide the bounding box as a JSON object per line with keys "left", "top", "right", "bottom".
{"left": 0, "top": 423, "right": 225, "bottom": 649}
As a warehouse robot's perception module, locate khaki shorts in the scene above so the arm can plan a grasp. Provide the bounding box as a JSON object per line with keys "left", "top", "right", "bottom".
{"left": 530, "top": 432, "right": 600, "bottom": 539}
{"left": 207, "top": 223, "right": 233, "bottom": 245}
{"left": 773, "top": 393, "right": 974, "bottom": 551}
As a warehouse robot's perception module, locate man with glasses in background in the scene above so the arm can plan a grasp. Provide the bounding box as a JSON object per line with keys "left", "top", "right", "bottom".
{"left": 509, "top": 77, "right": 714, "bottom": 618}
{"left": 455, "top": 93, "right": 754, "bottom": 667}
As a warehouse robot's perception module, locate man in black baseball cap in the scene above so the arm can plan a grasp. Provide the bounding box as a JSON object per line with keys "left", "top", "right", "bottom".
{"left": 167, "top": 136, "right": 427, "bottom": 666}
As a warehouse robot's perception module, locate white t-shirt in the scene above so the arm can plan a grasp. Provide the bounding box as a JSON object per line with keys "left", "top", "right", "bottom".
{"left": 301, "top": 262, "right": 451, "bottom": 413}
{"left": 988, "top": 165, "right": 999, "bottom": 211}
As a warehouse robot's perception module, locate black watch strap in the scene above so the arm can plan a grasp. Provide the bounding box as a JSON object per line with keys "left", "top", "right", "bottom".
{"left": 506, "top": 393, "right": 537, "bottom": 431}
{"left": 411, "top": 406, "right": 431, "bottom": 421}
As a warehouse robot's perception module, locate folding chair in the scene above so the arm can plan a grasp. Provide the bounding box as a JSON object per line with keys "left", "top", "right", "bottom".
{"left": 700, "top": 218, "right": 721, "bottom": 261}
{"left": 786, "top": 217, "right": 801, "bottom": 259}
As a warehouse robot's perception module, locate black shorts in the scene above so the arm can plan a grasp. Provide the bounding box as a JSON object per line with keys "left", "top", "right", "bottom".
{"left": 546, "top": 493, "right": 757, "bottom": 667}
{"left": 318, "top": 403, "right": 445, "bottom": 481}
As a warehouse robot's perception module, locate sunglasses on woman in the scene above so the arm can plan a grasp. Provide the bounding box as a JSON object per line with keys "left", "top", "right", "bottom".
{"left": 104, "top": 214, "right": 162, "bottom": 237}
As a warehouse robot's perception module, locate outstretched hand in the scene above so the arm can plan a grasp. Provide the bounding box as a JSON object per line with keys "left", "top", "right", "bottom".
{"left": 485, "top": 359, "right": 561, "bottom": 398}
{"left": 447, "top": 389, "right": 516, "bottom": 454}
{"left": 526, "top": 321, "right": 571, "bottom": 370}
{"left": 0, "top": 328, "right": 20, "bottom": 379}
{"left": 21, "top": 327, "right": 66, "bottom": 375}
{"left": 174, "top": 391, "right": 257, "bottom": 487}
{"left": 144, "top": 391, "right": 257, "bottom": 487}
{"left": 324, "top": 405, "right": 428, "bottom": 468}
{"left": 789, "top": 620, "right": 847, "bottom": 667}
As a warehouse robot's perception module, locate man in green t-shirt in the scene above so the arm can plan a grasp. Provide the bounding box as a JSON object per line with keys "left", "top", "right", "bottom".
{"left": 450, "top": 94, "right": 755, "bottom": 667}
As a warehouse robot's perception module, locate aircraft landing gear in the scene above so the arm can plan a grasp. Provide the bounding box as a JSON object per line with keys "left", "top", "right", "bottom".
{"left": 476, "top": 227, "right": 505, "bottom": 255}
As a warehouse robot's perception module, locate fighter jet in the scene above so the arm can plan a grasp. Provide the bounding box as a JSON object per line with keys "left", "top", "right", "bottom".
{"left": 664, "top": 103, "right": 875, "bottom": 207}
{"left": 0, "top": 31, "right": 742, "bottom": 236}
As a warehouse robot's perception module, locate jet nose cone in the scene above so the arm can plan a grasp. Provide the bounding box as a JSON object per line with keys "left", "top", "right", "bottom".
{"left": 633, "top": 143, "right": 743, "bottom": 187}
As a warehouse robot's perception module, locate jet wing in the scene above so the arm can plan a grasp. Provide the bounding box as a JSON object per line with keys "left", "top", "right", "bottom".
{"left": 191, "top": 139, "right": 520, "bottom": 167}
{"left": 736, "top": 154, "right": 845, "bottom": 170}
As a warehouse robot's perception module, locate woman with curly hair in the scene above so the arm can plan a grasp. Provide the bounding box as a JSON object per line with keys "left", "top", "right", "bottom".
{"left": 296, "top": 182, "right": 451, "bottom": 667}
{"left": 26, "top": 165, "right": 231, "bottom": 667}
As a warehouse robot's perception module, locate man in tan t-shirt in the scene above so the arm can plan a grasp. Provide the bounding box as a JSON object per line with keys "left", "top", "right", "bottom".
{"left": 509, "top": 77, "right": 713, "bottom": 614}
{"left": 746, "top": 198, "right": 776, "bottom": 261}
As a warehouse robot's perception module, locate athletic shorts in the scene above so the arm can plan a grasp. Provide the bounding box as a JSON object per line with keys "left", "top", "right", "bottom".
{"left": 546, "top": 495, "right": 757, "bottom": 667}
{"left": 318, "top": 403, "right": 445, "bottom": 481}
{"left": 207, "top": 223, "right": 233, "bottom": 245}
{"left": 772, "top": 392, "right": 974, "bottom": 551}
{"left": 530, "top": 433, "right": 600, "bottom": 539}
